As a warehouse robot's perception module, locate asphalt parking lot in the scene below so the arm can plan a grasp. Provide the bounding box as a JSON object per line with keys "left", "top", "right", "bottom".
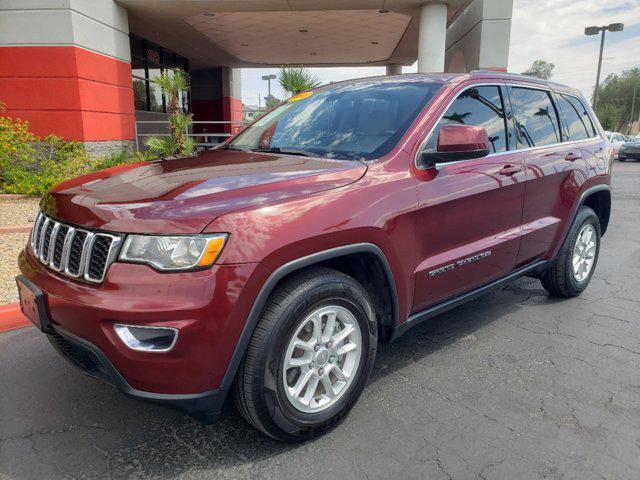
{"left": 1, "top": 161, "right": 639, "bottom": 480}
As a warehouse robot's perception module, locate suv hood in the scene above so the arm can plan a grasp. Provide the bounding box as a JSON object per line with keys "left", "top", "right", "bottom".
{"left": 41, "top": 150, "right": 367, "bottom": 234}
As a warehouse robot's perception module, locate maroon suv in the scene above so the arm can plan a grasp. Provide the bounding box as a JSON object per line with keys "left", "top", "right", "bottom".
{"left": 17, "top": 72, "right": 612, "bottom": 441}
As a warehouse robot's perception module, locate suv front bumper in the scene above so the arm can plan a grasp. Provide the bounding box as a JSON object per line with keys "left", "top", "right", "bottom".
{"left": 18, "top": 248, "right": 268, "bottom": 422}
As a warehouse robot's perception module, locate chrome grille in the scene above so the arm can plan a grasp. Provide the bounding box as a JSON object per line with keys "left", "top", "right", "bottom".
{"left": 30, "top": 212, "right": 122, "bottom": 283}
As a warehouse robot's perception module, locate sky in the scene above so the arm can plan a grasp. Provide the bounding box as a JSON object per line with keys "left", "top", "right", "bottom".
{"left": 240, "top": 0, "right": 640, "bottom": 106}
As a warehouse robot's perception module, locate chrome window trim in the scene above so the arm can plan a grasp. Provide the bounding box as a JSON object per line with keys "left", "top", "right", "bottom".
{"left": 414, "top": 81, "right": 603, "bottom": 170}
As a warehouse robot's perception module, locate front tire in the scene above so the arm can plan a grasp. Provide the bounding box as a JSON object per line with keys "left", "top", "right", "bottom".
{"left": 233, "top": 266, "right": 377, "bottom": 441}
{"left": 540, "top": 206, "right": 601, "bottom": 297}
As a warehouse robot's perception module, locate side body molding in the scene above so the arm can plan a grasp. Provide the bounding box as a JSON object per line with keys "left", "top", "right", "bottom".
{"left": 218, "top": 243, "right": 399, "bottom": 390}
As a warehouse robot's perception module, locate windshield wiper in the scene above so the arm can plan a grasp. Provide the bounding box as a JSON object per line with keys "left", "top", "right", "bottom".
{"left": 251, "top": 147, "right": 313, "bottom": 157}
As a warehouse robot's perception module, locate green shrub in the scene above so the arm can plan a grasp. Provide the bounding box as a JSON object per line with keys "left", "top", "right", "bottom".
{"left": 92, "top": 149, "right": 151, "bottom": 171}
{"left": 0, "top": 102, "right": 38, "bottom": 175}
{"left": 1, "top": 104, "right": 156, "bottom": 195}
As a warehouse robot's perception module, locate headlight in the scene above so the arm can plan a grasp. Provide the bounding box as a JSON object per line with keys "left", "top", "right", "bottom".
{"left": 119, "top": 234, "right": 227, "bottom": 271}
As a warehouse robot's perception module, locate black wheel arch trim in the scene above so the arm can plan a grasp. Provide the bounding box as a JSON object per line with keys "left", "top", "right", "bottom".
{"left": 219, "top": 242, "right": 399, "bottom": 390}
{"left": 568, "top": 183, "right": 611, "bottom": 238}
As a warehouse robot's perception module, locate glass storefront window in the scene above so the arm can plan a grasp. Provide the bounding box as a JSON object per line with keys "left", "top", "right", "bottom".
{"left": 133, "top": 79, "right": 148, "bottom": 110}
{"left": 149, "top": 80, "right": 164, "bottom": 112}
{"left": 130, "top": 35, "right": 144, "bottom": 59}
{"left": 130, "top": 34, "right": 189, "bottom": 113}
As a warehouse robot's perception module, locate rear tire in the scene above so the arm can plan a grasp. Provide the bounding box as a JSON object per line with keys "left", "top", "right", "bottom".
{"left": 233, "top": 266, "right": 377, "bottom": 441}
{"left": 540, "top": 206, "right": 601, "bottom": 297}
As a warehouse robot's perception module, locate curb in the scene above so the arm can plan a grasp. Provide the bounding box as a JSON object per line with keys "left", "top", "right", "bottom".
{"left": 0, "top": 303, "right": 31, "bottom": 332}
{"left": 0, "top": 194, "right": 37, "bottom": 200}
{"left": 0, "top": 224, "right": 32, "bottom": 234}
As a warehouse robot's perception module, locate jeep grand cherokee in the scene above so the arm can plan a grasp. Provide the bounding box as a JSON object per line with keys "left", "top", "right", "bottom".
{"left": 17, "top": 72, "right": 612, "bottom": 441}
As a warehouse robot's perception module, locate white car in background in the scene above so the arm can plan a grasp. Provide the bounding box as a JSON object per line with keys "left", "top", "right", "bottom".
{"left": 606, "top": 131, "right": 627, "bottom": 157}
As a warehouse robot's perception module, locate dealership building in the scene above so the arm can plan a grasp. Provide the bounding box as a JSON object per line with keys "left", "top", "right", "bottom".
{"left": 0, "top": 0, "right": 513, "bottom": 153}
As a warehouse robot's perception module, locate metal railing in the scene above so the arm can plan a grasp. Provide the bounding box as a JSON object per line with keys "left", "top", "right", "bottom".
{"left": 134, "top": 120, "right": 246, "bottom": 152}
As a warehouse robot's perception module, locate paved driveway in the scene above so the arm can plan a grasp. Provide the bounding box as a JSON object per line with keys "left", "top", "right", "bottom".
{"left": 1, "top": 162, "right": 639, "bottom": 480}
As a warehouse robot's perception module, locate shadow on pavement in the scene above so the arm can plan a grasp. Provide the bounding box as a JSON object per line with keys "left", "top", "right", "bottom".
{"left": 1, "top": 277, "right": 555, "bottom": 478}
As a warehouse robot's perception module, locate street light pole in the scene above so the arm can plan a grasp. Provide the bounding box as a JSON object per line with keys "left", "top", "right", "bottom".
{"left": 593, "top": 28, "right": 606, "bottom": 110}
{"left": 631, "top": 85, "right": 637, "bottom": 132}
{"left": 261, "top": 74, "right": 277, "bottom": 102}
{"left": 584, "top": 23, "right": 624, "bottom": 111}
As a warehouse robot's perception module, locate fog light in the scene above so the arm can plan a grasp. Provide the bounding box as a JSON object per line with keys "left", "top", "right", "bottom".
{"left": 114, "top": 324, "right": 178, "bottom": 352}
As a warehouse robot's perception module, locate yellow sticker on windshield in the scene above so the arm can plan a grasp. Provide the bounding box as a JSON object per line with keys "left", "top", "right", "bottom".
{"left": 287, "top": 91, "right": 313, "bottom": 102}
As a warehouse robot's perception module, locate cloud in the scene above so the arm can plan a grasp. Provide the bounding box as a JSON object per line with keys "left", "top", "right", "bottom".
{"left": 508, "top": 0, "right": 640, "bottom": 97}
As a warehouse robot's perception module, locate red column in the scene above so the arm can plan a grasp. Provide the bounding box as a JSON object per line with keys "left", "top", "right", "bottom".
{"left": 222, "top": 96, "right": 243, "bottom": 134}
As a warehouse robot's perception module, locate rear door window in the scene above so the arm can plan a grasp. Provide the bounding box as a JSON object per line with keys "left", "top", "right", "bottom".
{"left": 510, "top": 87, "right": 561, "bottom": 147}
{"left": 425, "top": 85, "right": 508, "bottom": 154}
{"left": 556, "top": 94, "right": 595, "bottom": 141}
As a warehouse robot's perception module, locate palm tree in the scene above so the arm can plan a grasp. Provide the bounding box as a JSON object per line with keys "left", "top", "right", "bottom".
{"left": 278, "top": 66, "right": 321, "bottom": 96}
{"left": 145, "top": 69, "right": 194, "bottom": 157}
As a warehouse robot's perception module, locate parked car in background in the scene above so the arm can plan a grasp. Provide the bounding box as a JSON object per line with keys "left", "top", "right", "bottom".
{"left": 606, "top": 131, "right": 627, "bottom": 157}
{"left": 17, "top": 71, "right": 612, "bottom": 441}
{"left": 618, "top": 135, "right": 640, "bottom": 162}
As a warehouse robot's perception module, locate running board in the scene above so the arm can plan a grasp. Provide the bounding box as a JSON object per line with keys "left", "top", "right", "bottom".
{"left": 389, "top": 260, "right": 549, "bottom": 341}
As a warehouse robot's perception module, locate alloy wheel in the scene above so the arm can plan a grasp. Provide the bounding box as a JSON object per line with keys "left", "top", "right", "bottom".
{"left": 282, "top": 305, "right": 362, "bottom": 414}
{"left": 572, "top": 224, "right": 597, "bottom": 282}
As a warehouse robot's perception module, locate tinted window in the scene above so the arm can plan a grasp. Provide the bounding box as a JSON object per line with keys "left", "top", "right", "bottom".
{"left": 229, "top": 80, "right": 443, "bottom": 160}
{"left": 129, "top": 34, "right": 190, "bottom": 113}
{"left": 557, "top": 94, "right": 595, "bottom": 141}
{"left": 425, "top": 86, "right": 508, "bottom": 153}
{"left": 511, "top": 87, "right": 561, "bottom": 147}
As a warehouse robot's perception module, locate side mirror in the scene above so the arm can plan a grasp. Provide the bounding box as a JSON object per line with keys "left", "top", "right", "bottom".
{"left": 419, "top": 124, "right": 490, "bottom": 167}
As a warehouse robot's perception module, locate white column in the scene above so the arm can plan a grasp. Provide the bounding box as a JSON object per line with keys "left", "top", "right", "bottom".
{"left": 418, "top": 2, "right": 448, "bottom": 73}
{"left": 386, "top": 64, "right": 402, "bottom": 75}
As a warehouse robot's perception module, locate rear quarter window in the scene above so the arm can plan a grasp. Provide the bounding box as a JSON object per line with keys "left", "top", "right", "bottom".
{"left": 556, "top": 94, "right": 596, "bottom": 141}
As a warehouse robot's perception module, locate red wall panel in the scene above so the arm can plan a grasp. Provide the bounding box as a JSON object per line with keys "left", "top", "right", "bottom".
{"left": 0, "top": 46, "right": 135, "bottom": 141}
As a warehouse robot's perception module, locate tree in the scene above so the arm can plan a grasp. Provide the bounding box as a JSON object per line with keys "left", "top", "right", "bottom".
{"left": 594, "top": 67, "right": 640, "bottom": 132}
{"left": 523, "top": 60, "right": 555, "bottom": 80}
{"left": 278, "top": 66, "right": 321, "bottom": 96}
{"left": 596, "top": 103, "right": 623, "bottom": 131}
{"left": 145, "top": 69, "right": 194, "bottom": 157}
{"left": 265, "top": 94, "right": 281, "bottom": 109}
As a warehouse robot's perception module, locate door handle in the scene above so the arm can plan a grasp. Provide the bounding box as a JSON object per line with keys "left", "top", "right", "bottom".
{"left": 498, "top": 164, "right": 522, "bottom": 176}
{"left": 564, "top": 152, "right": 582, "bottom": 162}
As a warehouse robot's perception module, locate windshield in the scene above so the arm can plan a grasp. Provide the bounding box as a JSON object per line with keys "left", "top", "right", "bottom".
{"left": 228, "top": 79, "right": 443, "bottom": 160}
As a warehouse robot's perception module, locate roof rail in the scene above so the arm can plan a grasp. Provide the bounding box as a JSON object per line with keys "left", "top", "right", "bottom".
{"left": 470, "top": 69, "right": 533, "bottom": 78}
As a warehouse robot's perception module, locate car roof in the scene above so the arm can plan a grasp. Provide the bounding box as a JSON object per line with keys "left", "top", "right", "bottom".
{"left": 311, "top": 71, "right": 586, "bottom": 101}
